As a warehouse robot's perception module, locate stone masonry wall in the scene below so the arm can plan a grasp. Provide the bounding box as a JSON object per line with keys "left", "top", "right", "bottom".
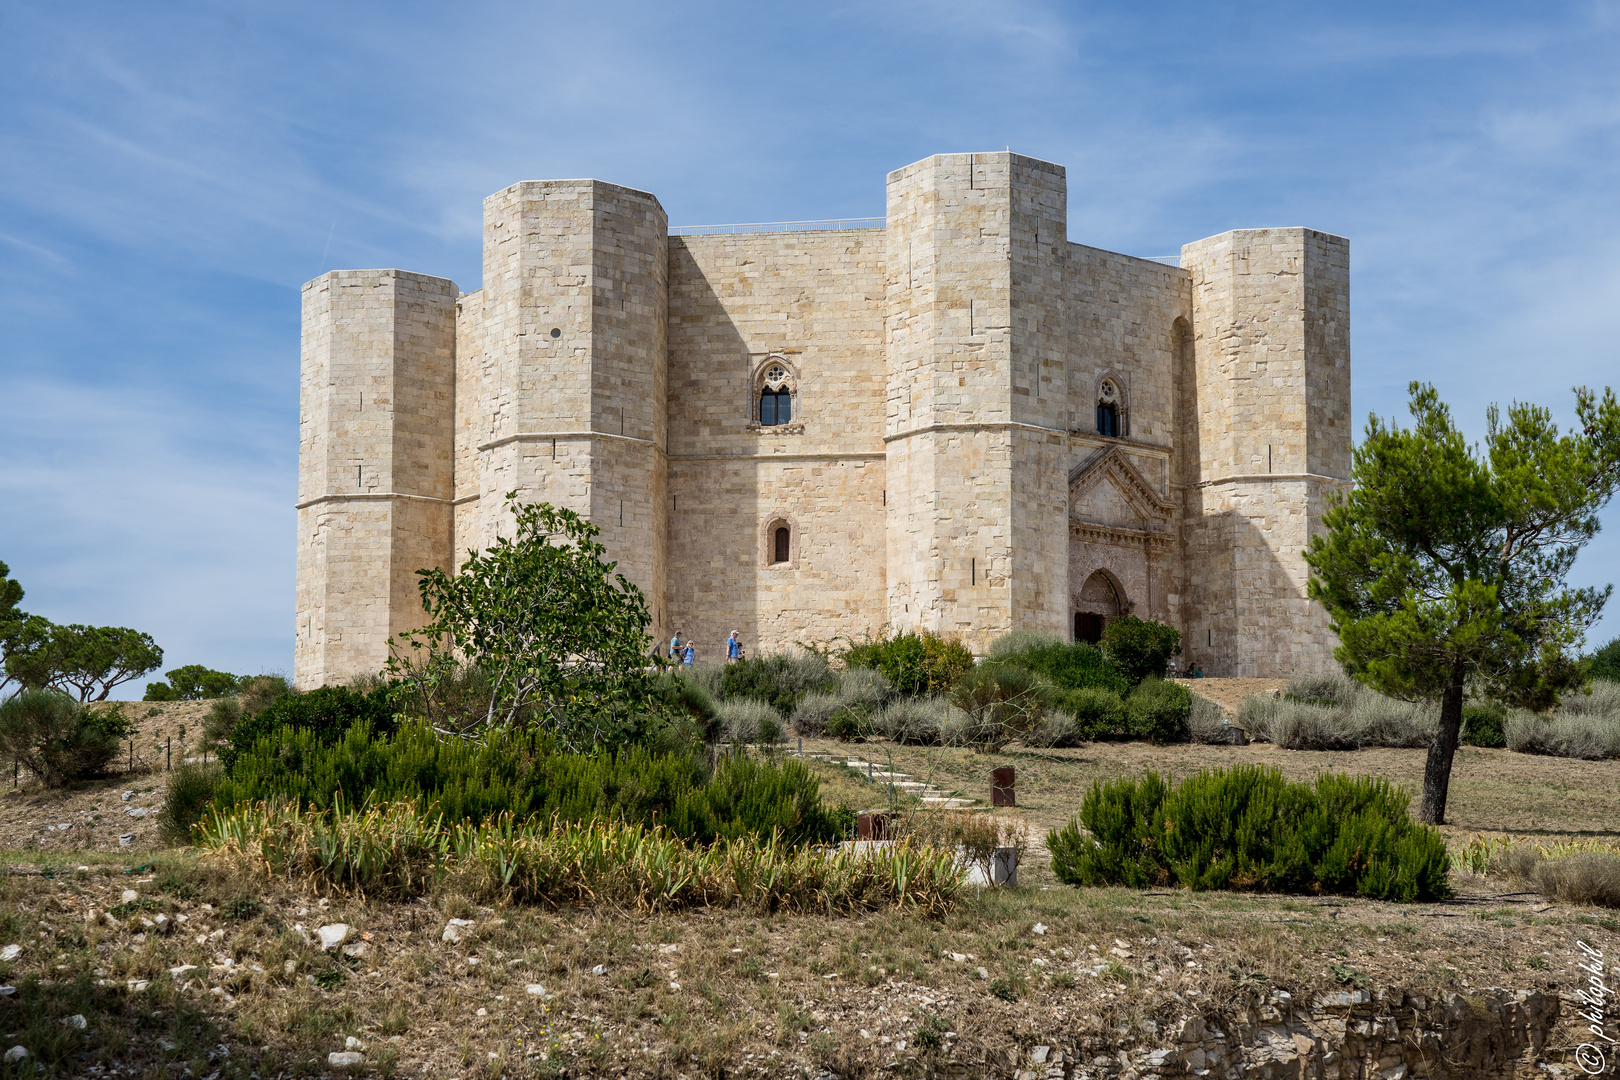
{"left": 295, "top": 269, "right": 457, "bottom": 689}
{"left": 1177, "top": 228, "right": 1349, "bottom": 677}
{"left": 664, "top": 229, "right": 887, "bottom": 656}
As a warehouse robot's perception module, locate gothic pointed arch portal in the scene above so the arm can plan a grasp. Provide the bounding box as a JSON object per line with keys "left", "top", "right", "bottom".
{"left": 1074, "top": 569, "right": 1124, "bottom": 643}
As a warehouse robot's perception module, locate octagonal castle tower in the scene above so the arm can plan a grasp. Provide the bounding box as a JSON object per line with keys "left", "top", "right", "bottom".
{"left": 295, "top": 152, "right": 1350, "bottom": 688}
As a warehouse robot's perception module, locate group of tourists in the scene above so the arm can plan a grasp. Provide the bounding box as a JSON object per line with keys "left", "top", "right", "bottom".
{"left": 656, "top": 630, "right": 745, "bottom": 666}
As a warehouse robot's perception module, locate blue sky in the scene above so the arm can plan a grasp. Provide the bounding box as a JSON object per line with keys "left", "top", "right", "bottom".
{"left": 2, "top": 1, "right": 1619, "bottom": 692}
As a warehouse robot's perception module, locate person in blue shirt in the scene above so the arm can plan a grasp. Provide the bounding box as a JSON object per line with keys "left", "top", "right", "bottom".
{"left": 670, "top": 630, "right": 683, "bottom": 658}
{"left": 681, "top": 642, "right": 695, "bottom": 666}
{"left": 726, "top": 631, "right": 743, "bottom": 662}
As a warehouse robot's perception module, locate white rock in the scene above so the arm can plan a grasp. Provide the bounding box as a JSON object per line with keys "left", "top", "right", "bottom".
{"left": 126, "top": 979, "right": 149, "bottom": 993}
{"left": 341, "top": 942, "right": 370, "bottom": 959}
{"left": 328, "top": 1050, "right": 365, "bottom": 1068}
{"left": 103, "top": 913, "right": 121, "bottom": 929}
{"left": 121, "top": 890, "right": 138, "bottom": 903}
{"left": 590, "top": 964, "right": 607, "bottom": 976}
{"left": 975, "top": 967, "right": 989, "bottom": 980}
{"left": 317, "top": 924, "right": 351, "bottom": 950}
{"left": 476, "top": 1008, "right": 487, "bottom": 1016}
{"left": 169, "top": 964, "right": 197, "bottom": 978}
{"left": 947, "top": 952, "right": 967, "bottom": 963}
{"left": 124, "top": 807, "right": 151, "bottom": 818}
{"left": 283, "top": 960, "right": 297, "bottom": 975}
{"left": 64, "top": 1014, "right": 86, "bottom": 1030}
{"left": 1031, "top": 923, "right": 1047, "bottom": 935}
{"left": 152, "top": 914, "right": 171, "bottom": 934}
{"left": 0, "top": 987, "right": 13, "bottom": 997}
{"left": 525, "top": 984, "right": 547, "bottom": 996}
{"left": 117, "top": 834, "right": 135, "bottom": 847}
{"left": 441, "top": 918, "right": 477, "bottom": 944}
{"left": 345, "top": 1036, "right": 365, "bottom": 1051}
{"left": 121, "top": 791, "right": 133, "bottom": 801}
{"left": 3, "top": 1046, "right": 26, "bottom": 1064}
{"left": 0, "top": 945, "right": 19, "bottom": 962}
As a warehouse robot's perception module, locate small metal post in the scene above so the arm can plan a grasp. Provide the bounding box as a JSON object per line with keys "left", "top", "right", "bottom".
{"left": 867, "top": 761, "right": 873, "bottom": 780}
{"left": 128, "top": 740, "right": 134, "bottom": 771}
{"left": 166, "top": 739, "right": 171, "bottom": 771}
{"left": 798, "top": 737, "right": 803, "bottom": 757}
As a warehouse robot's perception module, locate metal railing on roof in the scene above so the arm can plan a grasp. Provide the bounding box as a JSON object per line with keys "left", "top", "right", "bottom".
{"left": 1140, "top": 255, "right": 1183, "bottom": 266}
{"left": 669, "top": 217, "right": 886, "bottom": 236}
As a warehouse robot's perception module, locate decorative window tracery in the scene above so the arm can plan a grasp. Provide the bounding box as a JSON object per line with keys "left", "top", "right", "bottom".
{"left": 1095, "top": 373, "right": 1129, "bottom": 438}
{"left": 750, "top": 356, "right": 803, "bottom": 433}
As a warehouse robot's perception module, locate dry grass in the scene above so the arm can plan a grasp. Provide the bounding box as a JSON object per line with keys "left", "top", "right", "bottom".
{"left": 0, "top": 845, "right": 1609, "bottom": 1079}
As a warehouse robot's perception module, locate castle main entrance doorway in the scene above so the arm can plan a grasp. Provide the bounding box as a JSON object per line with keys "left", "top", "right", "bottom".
{"left": 1073, "top": 569, "right": 1123, "bottom": 644}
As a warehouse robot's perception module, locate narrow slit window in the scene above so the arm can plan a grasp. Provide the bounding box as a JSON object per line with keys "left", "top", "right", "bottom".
{"left": 773, "top": 526, "right": 790, "bottom": 564}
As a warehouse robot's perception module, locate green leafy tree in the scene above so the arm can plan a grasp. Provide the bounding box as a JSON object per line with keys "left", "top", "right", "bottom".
{"left": 3, "top": 622, "right": 163, "bottom": 702}
{"left": 1305, "top": 382, "right": 1620, "bottom": 824}
{"left": 387, "top": 494, "right": 657, "bottom": 750}
{"left": 1589, "top": 636, "right": 1620, "bottom": 682}
{"left": 0, "top": 561, "right": 30, "bottom": 698}
{"left": 143, "top": 664, "right": 242, "bottom": 701}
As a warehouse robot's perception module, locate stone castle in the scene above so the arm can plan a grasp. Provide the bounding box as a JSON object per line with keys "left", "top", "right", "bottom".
{"left": 294, "top": 151, "right": 1351, "bottom": 689}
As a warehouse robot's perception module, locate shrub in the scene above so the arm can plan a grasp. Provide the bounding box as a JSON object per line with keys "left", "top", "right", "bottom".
{"left": 224, "top": 684, "right": 396, "bottom": 768}
{"left": 720, "top": 652, "right": 836, "bottom": 716}
{"left": 215, "top": 720, "right": 833, "bottom": 842}
{"left": 1099, "top": 616, "right": 1181, "bottom": 685}
{"left": 202, "top": 697, "right": 242, "bottom": 745}
{"left": 1024, "top": 709, "right": 1081, "bottom": 748}
{"left": 199, "top": 799, "right": 962, "bottom": 912}
{"left": 825, "top": 708, "right": 874, "bottom": 742}
{"left": 986, "top": 630, "right": 1066, "bottom": 660}
{"left": 1123, "top": 678, "right": 1192, "bottom": 744}
{"left": 843, "top": 631, "right": 973, "bottom": 697}
{"left": 1063, "top": 687, "right": 1127, "bottom": 740}
{"left": 1046, "top": 764, "right": 1450, "bottom": 901}
{"left": 1285, "top": 673, "right": 1359, "bottom": 706}
{"left": 660, "top": 669, "right": 719, "bottom": 736}
{"left": 789, "top": 692, "right": 843, "bottom": 737}
{"left": 1187, "top": 695, "right": 1229, "bottom": 744}
{"left": 0, "top": 691, "right": 132, "bottom": 786}
{"left": 1489, "top": 843, "right": 1620, "bottom": 908}
{"left": 836, "top": 667, "right": 892, "bottom": 709}
{"left": 945, "top": 664, "right": 1048, "bottom": 750}
{"left": 1505, "top": 711, "right": 1620, "bottom": 759}
{"left": 161, "top": 761, "right": 222, "bottom": 842}
{"left": 714, "top": 698, "right": 785, "bottom": 744}
{"left": 665, "top": 752, "right": 844, "bottom": 845}
{"left": 1241, "top": 686, "right": 1434, "bottom": 750}
{"left": 1461, "top": 703, "right": 1507, "bottom": 748}
{"left": 992, "top": 638, "right": 1130, "bottom": 696}
{"left": 238, "top": 673, "right": 292, "bottom": 716}
{"left": 872, "top": 697, "right": 951, "bottom": 745}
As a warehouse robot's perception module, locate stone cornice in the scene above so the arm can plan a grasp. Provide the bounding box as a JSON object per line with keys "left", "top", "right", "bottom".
{"left": 295, "top": 492, "right": 451, "bottom": 510}
{"left": 1069, "top": 519, "right": 1174, "bottom": 551}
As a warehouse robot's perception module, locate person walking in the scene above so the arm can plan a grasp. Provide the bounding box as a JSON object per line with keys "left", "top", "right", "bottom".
{"left": 670, "top": 630, "right": 683, "bottom": 659}
{"left": 681, "top": 641, "right": 695, "bottom": 666}
{"left": 726, "top": 631, "right": 743, "bottom": 662}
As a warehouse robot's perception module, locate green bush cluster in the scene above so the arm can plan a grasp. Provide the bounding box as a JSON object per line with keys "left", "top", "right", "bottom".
{"left": 719, "top": 652, "right": 836, "bottom": 716}
{"left": 1052, "top": 679, "right": 1192, "bottom": 744}
{"left": 0, "top": 690, "right": 133, "bottom": 787}
{"left": 991, "top": 638, "right": 1129, "bottom": 697}
{"left": 1461, "top": 703, "right": 1507, "bottom": 748}
{"left": 1587, "top": 636, "right": 1620, "bottom": 683}
{"left": 222, "top": 684, "right": 395, "bottom": 767}
{"left": 208, "top": 720, "right": 843, "bottom": 846}
{"left": 842, "top": 631, "right": 973, "bottom": 696}
{"left": 1046, "top": 764, "right": 1450, "bottom": 901}
{"left": 1097, "top": 616, "right": 1182, "bottom": 685}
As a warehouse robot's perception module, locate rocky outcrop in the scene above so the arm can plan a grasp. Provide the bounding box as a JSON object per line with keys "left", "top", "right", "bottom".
{"left": 936, "top": 985, "right": 1559, "bottom": 1079}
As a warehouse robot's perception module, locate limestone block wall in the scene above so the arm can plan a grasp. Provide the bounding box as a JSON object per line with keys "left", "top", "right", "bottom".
{"left": 1178, "top": 228, "right": 1350, "bottom": 677}
{"left": 294, "top": 269, "right": 457, "bottom": 689}
{"left": 1062, "top": 245, "right": 1190, "bottom": 632}
{"left": 458, "top": 180, "right": 667, "bottom": 615}
{"left": 665, "top": 229, "right": 887, "bottom": 654}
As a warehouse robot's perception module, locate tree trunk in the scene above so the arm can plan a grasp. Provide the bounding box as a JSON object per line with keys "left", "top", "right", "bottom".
{"left": 1419, "top": 660, "right": 1468, "bottom": 825}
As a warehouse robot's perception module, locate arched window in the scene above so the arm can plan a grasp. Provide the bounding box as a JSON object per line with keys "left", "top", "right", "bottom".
{"left": 760, "top": 386, "right": 793, "bottom": 426}
{"left": 773, "top": 525, "right": 791, "bottom": 564}
{"left": 1096, "top": 376, "right": 1126, "bottom": 438}
{"left": 753, "top": 357, "right": 801, "bottom": 430}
